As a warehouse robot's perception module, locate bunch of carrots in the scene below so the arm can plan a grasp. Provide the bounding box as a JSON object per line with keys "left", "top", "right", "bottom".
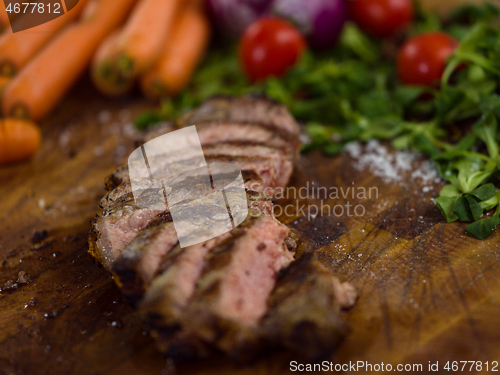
{"left": 0, "top": 0, "right": 211, "bottom": 164}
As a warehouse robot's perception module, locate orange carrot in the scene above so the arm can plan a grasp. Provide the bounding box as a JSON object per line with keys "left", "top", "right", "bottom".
{"left": 112, "top": 0, "right": 181, "bottom": 79}
{"left": 91, "top": 31, "right": 134, "bottom": 96}
{"left": 0, "top": 118, "right": 41, "bottom": 164}
{"left": 141, "top": 4, "right": 210, "bottom": 99}
{"left": 0, "top": 0, "right": 89, "bottom": 76}
{"left": 2, "top": 0, "right": 137, "bottom": 121}
{"left": 0, "top": 2, "right": 21, "bottom": 33}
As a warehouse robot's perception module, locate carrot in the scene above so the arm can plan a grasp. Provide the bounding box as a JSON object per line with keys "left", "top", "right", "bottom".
{"left": 0, "top": 2, "right": 21, "bottom": 33}
{"left": 0, "top": 0, "right": 89, "bottom": 77}
{"left": 2, "top": 0, "right": 137, "bottom": 121}
{"left": 112, "top": 0, "right": 181, "bottom": 79}
{"left": 91, "top": 31, "right": 134, "bottom": 96}
{"left": 140, "top": 3, "right": 210, "bottom": 99}
{"left": 0, "top": 118, "right": 41, "bottom": 164}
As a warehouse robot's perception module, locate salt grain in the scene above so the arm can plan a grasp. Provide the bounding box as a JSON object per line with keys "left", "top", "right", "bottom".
{"left": 38, "top": 199, "right": 46, "bottom": 209}
{"left": 98, "top": 110, "right": 112, "bottom": 124}
{"left": 345, "top": 140, "right": 442, "bottom": 186}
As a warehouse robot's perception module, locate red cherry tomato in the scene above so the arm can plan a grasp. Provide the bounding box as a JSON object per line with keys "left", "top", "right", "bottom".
{"left": 397, "top": 32, "right": 459, "bottom": 87}
{"left": 239, "top": 17, "right": 307, "bottom": 82}
{"left": 350, "top": 0, "right": 414, "bottom": 38}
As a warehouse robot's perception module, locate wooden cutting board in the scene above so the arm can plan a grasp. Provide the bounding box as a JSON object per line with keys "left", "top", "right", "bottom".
{"left": 1, "top": 82, "right": 499, "bottom": 375}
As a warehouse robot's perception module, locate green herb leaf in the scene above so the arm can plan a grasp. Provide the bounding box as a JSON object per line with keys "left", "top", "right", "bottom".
{"left": 134, "top": 111, "right": 162, "bottom": 130}
{"left": 435, "top": 196, "right": 459, "bottom": 222}
{"left": 453, "top": 194, "right": 483, "bottom": 221}
{"left": 466, "top": 215, "right": 500, "bottom": 239}
{"left": 411, "top": 132, "right": 439, "bottom": 158}
{"left": 472, "top": 112, "right": 498, "bottom": 158}
{"left": 470, "top": 183, "right": 496, "bottom": 201}
{"left": 439, "top": 184, "right": 461, "bottom": 198}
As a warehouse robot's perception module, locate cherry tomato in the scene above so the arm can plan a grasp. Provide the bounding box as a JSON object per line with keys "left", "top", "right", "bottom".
{"left": 239, "top": 17, "right": 307, "bottom": 82}
{"left": 397, "top": 32, "right": 459, "bottom": 87}
{"left": 350, "top": 0, "right": 414, "bottom": 38}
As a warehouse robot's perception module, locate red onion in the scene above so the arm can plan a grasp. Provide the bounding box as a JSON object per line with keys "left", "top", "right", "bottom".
{"left": 271, "top": 0, "right": 348, "bottom": 49}
{"left": 206, "top": 0, "right": 273, "bottom": 37}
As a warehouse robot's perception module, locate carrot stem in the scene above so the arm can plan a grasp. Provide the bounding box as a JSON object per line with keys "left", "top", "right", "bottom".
{"left": 112, "top": 0, "right": 182, "bottom": 78}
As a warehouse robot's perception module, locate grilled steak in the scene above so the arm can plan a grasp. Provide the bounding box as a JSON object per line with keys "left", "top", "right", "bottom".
{"left": 177, "top": 96, "right": 300, "bottom": 137}
{"left": 91, "top": 164, "right": 261, "bottom": 270}
{"left": 138, "top": 191, "right": 275, "bottom": 357}
{"left": 261, "top": 253, "right": 357, "bottom": 361}
{"left": 88, "top": 188, "right": 166, "bottom": 269}
{"left": 114, "top": 190, "right": 273, "bottom": 305}
{"left": 203, "top": 143, "right": 293, "bottom": 192}
{"left": 100, "top": 168, "right": 263, "bottom": 211}
{"left": 182, "top": 214, "right": 293, "bottom": 358}
{"left": 145, "top": 121, "right": 300, "bottom": 160}
{"left": 105, "top": 153, "right": 277, "bottom": 195}
{"left": 89, "top": 96, "right": 355, "bottom": 363}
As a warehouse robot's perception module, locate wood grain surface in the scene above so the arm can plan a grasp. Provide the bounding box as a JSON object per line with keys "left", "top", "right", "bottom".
{"left": 1, "top": 81, "right": 500, "bottom": 375}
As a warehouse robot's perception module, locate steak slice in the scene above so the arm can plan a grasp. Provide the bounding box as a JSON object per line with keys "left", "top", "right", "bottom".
{"left": 100, "top": 168, "right": 263, "bottom": 211}
{"left": 181, "top": 214, "right": 294, "bottom": 358}
{"left": 91, "top": 162, "right": 261, "bottom": 270}
{"left": 261, "top": 253, "right": 357, "bottom": 361}
{"left": 104, "top": 154, "right": 273, "bottom": 194}
{"left": 113, "top": 220, "right": 177, "bottom": 305}
{"left": 114, "top": 190, "right": 273, "bottom": 306}
{"left": 88, "top": 188, "right": 166, "bottom": 269}
{"left": 177, "top": 96, "right": 300, "bottom": 137}
{"left": 203, "top": 143, "right": 293, "bottom": 192}
{"left": 140, "top": 234, "right": 231, "bottom": 359}
{"left": 144, "top": 121, "right": 300, "bottom": 161}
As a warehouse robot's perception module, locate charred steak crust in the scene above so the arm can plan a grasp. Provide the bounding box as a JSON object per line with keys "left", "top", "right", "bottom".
{"left": 182, "top": 215, "right": 293, "bottom": 358}
{"left": 261, "top": 253, "right": 348, "bottom": 361}
{"left": 112, "top": 220, "right": 177, "bottom": 306}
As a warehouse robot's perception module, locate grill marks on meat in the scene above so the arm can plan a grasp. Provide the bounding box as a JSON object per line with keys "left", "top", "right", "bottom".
{"left": 113, "top": 220, "right": 177, "bottom": 305}
{"left": 183, "top": 215, "right": 293, "bottom": 357}
{"left": 117, "top": 190, "right": 274, "bottom": 307}
{"left": 105, "top": 154, "right": 269, "bottom": 194}
{"left": 261, "top": 253, "right": 356, "bottom": 361}
{"left": 177, "top": 96, "right": 301, "bottom": 137}
{"left": 100, "top": 167, "right": 264, "bottom": 211}
{"left": 89, "top": 96, "right": 355, "bottom": 362}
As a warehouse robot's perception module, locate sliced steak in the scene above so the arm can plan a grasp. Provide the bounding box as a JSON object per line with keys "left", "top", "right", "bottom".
{"left": 104, "top": 154, "right": 272, "bottom": 194}
{"left": 203, "top": 143, "right": 293, "bottom": 192}
{"left": 145, "top": 121, "right": 300, "bottom": 161}
{"left": 92, "top": 163, "right": 262, "bottom": 270}
{"left": 88, "top": 188, "right": 166, "bottom": 269}
{"left": 261, "top": 253, "right": 357, "bottom": 361}
{"left": 114, "top": 190, "right": 273, "bottom": 304}
{"left": 113, "top": 220, "right": 177, "bottom": 305}
{"left": 182, "top": 214, "right": 294, "bottom": 358}
{"left": 100, "top": 167, "right": 264, "bottom": 211}
{"left": 140, "top": 234, "right": 231, "bottom": 360}
{"left": 177, "top": 96, "right": 300, "bottom": 137}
